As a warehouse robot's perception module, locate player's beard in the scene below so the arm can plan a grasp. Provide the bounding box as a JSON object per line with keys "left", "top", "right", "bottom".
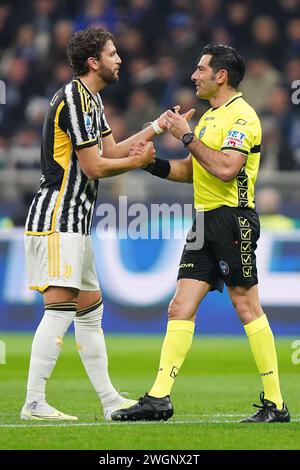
{"left": 99, "top": 63, "right": 119, "bottom": 84}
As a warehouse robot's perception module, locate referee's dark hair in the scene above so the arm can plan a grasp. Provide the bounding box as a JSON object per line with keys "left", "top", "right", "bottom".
{"left": 202, "top": 44, "right": 246, "bottom": 89}
{"left": 67, "top": 27, "right": 114, "bottom": 76}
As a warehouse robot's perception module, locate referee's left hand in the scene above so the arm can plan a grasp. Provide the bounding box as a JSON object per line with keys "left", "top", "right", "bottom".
{"left": 165, "top": 109, "right": 195, "bottom": 140}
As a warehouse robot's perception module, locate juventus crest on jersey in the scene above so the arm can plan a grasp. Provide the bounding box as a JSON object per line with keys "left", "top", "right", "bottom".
{"left": 25, "top": 78, "right": 112, "bottom": 235}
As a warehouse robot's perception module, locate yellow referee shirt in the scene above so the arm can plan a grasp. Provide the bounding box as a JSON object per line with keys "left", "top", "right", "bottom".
{"left": 193, "top": 93, "right": 262, "bottom": 211}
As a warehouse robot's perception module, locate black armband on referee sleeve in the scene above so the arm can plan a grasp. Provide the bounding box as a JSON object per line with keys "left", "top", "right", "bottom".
{"left": 143, "top": 158, "right": 171, "bottom": 179}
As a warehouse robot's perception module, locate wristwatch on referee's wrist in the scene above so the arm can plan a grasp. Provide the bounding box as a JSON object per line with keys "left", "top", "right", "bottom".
{"left": 182, "top": 132, "right": 195, "bottom": 147}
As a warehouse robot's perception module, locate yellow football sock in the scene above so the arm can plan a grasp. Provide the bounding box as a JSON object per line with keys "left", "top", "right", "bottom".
{"left": 244, "top": 314, "right": 283, "bottom": 409}
{"left": 149, "top": 320, "right": 195, "bottom": 398}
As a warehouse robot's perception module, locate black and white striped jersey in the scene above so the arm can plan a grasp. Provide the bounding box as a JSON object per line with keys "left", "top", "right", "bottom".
{"left": 25, "top": 78, "right": 112, "bottom": 235}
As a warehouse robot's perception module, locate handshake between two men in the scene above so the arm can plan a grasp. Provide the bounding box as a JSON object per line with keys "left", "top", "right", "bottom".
{"left": 129, "top": 105, "right": 196, "bottom": 169}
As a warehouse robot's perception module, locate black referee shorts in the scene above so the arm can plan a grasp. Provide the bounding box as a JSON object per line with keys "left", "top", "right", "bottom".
{"left": 177, "top": 206, "right": 260, "bottom": 292}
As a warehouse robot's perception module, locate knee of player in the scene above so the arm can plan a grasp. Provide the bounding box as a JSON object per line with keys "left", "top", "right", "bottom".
{"left": 234, "top": 298, "right": 251, "bottom": 316}
{"left": 233, "top": 297, "right": 260, "bottom": 324}
{"left": 167, "top": 299, "right": 193, "bottom": 321}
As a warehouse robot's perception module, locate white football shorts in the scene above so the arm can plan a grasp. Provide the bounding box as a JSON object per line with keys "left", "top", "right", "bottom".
{"left": 24, "top": 232, "right": 100, "bottom": 292}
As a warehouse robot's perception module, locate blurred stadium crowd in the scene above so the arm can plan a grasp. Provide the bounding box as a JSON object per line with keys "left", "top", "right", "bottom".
{"left": 0, "top": 0, "right": 300, "bottom": 225}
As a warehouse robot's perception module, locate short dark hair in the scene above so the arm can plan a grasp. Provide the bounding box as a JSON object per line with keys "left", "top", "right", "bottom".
{"left": 67, "top": 27, "right": 114, "bottom": 76}
{"left": 201, "top": 44, "right": 246, "bottom": 89}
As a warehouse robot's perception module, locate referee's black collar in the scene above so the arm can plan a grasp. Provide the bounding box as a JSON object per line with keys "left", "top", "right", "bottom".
{"left": 211, "top": 92, "right": 243, "bottom": 111}
{"left": 76, "top": 77, "right": 100, "bottom": 108}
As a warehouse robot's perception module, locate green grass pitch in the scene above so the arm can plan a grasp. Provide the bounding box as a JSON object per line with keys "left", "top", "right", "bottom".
{"left": 0, "top": 333, "right": 299, "bottom": 450}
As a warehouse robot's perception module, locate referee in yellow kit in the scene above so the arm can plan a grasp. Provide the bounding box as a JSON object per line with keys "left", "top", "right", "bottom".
{"left": 112, "top": 44, "right": 290, "bottom": 423}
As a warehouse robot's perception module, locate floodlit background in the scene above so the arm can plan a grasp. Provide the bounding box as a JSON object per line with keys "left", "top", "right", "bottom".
{"left": 1, "top": 0, "right": 300, "bottom": 334}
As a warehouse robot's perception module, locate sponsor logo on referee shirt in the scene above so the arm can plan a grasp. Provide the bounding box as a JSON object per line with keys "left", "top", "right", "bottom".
{"left": 234, "top": 119, "right": 247, "bottom": 125}
{"left": 224, "top": 129, "right": 246, "bottom": 147}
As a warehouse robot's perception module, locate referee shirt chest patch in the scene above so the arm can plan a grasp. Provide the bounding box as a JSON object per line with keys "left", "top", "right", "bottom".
{"left": 199, "top": 126, "right": 206, "bottom": 138}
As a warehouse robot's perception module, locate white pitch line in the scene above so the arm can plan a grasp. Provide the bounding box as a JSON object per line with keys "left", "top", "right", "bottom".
{"left": 182, "top": 414, "right": 243, "bottom": 417}
{"left": 0, "top": 418, "right": 299, "bottom": 429}
{"left": 0, "top": 421, "right": 246, "bottom": 428}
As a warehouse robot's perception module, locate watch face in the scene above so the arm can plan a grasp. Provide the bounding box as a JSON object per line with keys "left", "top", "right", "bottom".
{"left": 183, "top": 133, "right": 193, "bottom": 145}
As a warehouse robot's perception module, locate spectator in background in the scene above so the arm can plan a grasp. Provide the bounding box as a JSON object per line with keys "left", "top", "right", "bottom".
{"left": 9, "top": 125, "right": 40, "bottom": 170}
{"left": 248, "top": 16, "right": 283, "bottom": 69}
{"left": 288, "top": 113, "right": 300, "bottom": 168}
{"left": 276, "top": 0, "right": 300, "bottom": 24}
{"left": 166, "top": 12, "right": 200, "bottom": 80}
{"left": 127, "top": 57, "right": 156, "bottom": 89}
{"left": 102, "top": 101, "right": 128, "bottom": 143}
{"left": 123, "top": 0, "right": 163, "bottom": 57}
{"left": 147, "top": 56, "right": 181, "bottom": 109}
{"left": 1, "top": 0, "right": 300, "bottom": 181}
{"left": 285, "top": 56, "right": 300, "bottom": 84}
{"left": 240, "top": 54, "right": 281, "bottom": 113}
{"left": 256, "top": 187, "right": 297, "bottom": 230}
{"left": 31, "top": 0, "right": 59, "bottom": 28}
{"left": 0, "top": 135, "right": 9, "bottom": 169}
{"left": 173, "top": 87, "right": 200, "bottom": 123}
{"left": 107, "top": 27, "right": 146, "bottom": 106}
{"left": 210, "top": 25, "right": 232, "bottom": 47}
{"left": 25, "top": 96, "right": 49, "bottom": 134}
{"left": 286, "top": 17, "right": 300, "bottom": 57}
{"left": 30, "top": 0, "right": 60, "bottom": 53}
{"left": 45, "top": 61, "right": 73, "bottom": 98}
{"left": 0, "top": 24, "right": 40, "bottom": 73}
{"left": 261, "top": 85, "right": 296, "bottom": 171}
{"left": 124, "top": 88, "right": 160, "bottom": 133}
{"left": 117, "top": 27, "right": 145, "bottom": 63}
{"left": 225, "top": 1, "right": 252, "bottom": 51}
{"left": 169, "top": 0, "right": 192, "bottom": 15}
{"left": 0, "top": 57, "right": 31, "bottom": 135}
{"left": 46, "top": 19, "right": 74, "bottom": 73}
{"left": 0, "top": 3, "right": 13, "bottom": 51}
{"left": 193, "top": 0, "right": 222, "bottom": 43}
{"left": 10, "top": 24, "right": 39, "bottom": 62}
{"left": 74, "top": 0, "right": 119, "bottom": 32}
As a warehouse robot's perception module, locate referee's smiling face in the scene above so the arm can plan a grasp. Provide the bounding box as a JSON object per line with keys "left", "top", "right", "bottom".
{"left": 191, "top": 54, "right": 219, "bottom": 100}
{"left": 97, "top": 39, "right": 122, "bottom": 85}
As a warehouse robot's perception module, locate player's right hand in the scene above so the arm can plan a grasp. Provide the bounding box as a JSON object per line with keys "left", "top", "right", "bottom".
{"left": 130, "top": 140, "right": 155, "bottom": 168}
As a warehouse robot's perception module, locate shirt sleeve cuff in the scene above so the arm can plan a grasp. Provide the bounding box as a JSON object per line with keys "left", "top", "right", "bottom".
{"left": 75, "top": 138, "right": 98, "bottom": 150}
{"left": 221, "top": 146, "right": 249, "bottom": 156}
